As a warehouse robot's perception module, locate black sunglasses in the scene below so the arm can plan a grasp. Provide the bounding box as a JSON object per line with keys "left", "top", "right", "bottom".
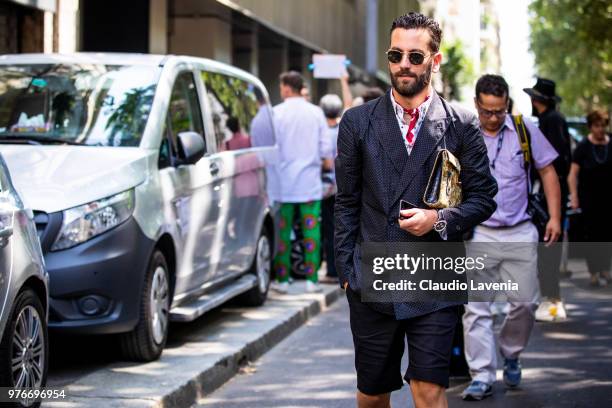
{"left": 386, "top": 49, "right": 431, "bottom": 65}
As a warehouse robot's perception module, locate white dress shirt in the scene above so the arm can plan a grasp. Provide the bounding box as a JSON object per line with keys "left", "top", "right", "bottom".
{"left": 390, "top": 89, "right": 433, "bottom": 155}
{"left": 273, "top": 97, "right": 333, "bottom": 203}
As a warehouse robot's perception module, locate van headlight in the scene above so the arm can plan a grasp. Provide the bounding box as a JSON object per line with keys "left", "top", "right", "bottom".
{"left": 52, "top": 190, "right": 135, "bottom": 251}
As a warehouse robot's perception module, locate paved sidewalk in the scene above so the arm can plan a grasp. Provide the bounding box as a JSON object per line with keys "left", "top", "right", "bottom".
{"left": 45, "top": 280, "right": 343, "bottom": 408}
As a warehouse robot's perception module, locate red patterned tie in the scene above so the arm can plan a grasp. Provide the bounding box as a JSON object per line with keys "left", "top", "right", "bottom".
{"left": 403, "top": 107, "right": 419, "bottom": 145}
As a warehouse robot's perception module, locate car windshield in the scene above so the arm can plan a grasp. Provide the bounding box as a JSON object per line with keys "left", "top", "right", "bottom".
{"left": 0, "top": 63, "right": 158, "bottom": 147}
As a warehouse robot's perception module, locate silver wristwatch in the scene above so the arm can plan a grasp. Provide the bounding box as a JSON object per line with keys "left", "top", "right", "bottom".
{"left": 433, "top": 209, "right": 447, "bottom": 233}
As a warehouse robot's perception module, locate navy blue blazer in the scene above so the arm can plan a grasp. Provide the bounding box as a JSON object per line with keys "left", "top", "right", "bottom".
{"left": 334, "top": 90, "right": 498, "bottom": 319}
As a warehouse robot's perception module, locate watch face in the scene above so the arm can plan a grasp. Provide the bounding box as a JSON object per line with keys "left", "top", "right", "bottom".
{"left": 434, "top": 220, "right": 447, "bottom": 232}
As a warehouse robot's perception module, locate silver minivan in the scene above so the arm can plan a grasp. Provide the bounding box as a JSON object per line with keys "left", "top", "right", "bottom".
{"left": 0, "top": 53, "right": 279, "bottom": 361}
{"left": 0, "top": 153, "right": 49, "bottom": 399}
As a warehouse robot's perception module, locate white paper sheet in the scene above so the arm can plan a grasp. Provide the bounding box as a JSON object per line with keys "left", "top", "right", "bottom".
{"left": 313, "top": 54, "right": 347, "bottom": 79}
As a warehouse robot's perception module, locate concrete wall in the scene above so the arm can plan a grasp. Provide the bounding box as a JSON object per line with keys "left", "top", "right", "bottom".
{"left": 228, "top": 0, "right": 367, "bottom": 68}
{"left": 168, "top": 0, "right": 232, "bottom": 62}
{"left": 150, "top": 0, "right": 168, "bottom": 54}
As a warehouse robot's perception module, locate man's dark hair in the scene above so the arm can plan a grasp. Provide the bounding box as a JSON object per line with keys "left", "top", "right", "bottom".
{"left": 226, "top": 117, "right": 240, "bottom": 133}
{"left": 279, "top": 71, "right": 304, "bottom": 93}
{"left": 390, "top": 12, "right": 442, "bottom": 53}
{"left": 475, "top": 74, "right": 509, "bottom": 100}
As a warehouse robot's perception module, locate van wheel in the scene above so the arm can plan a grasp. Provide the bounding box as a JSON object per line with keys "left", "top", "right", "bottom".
{"left": 120, "top": 250, "right": 170, "bottom": 362}
{"left": 0, "top": 289, "right": 48, "bottom": 408}
{"left": 237, "top": 227, "right": 272, "bottom": 307}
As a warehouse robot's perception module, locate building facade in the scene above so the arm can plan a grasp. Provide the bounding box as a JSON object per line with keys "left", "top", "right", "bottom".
{"left": 3, "top": 0, "right": 422, "bottom": 103}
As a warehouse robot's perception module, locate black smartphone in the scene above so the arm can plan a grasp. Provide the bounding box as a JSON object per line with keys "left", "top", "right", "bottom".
{"left": 399, "top": 200, "right": 418, "bottom": 220}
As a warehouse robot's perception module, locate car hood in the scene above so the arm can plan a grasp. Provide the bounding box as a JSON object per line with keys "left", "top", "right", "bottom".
{"left": 0, "top": 146, "right": 150, "bottom": 213}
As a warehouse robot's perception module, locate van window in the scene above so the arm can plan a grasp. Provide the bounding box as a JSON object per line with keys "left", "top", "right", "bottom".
{"left": 158, "top": 71, "right": 206, "bottom": 167}
{"left": 201, "top": 71, "right": 266, "bottom": 152}
{"left": 168, "top": 72, "right": 205, "bottom": 142}
{"left": 0, "top": 64, "right": 157, "bottom": 147}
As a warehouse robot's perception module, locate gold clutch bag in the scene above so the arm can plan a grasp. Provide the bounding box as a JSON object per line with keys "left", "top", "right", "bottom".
{"left": 423, "top": 149, "right": 462, "bottom": 208}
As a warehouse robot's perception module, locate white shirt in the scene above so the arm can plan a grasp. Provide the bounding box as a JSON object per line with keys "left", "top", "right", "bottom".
{"left": 390, "top": 90, "right": 433, "bottom": 155}
{"left": 273, "top": 97, "right": 332, "bottom": 202}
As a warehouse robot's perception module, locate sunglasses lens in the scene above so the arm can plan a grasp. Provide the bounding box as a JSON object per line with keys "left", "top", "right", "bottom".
{"left": 387, "top": 51, "right": 402, "bottom": 63}
{"left": 408, "top": 52, "right": 425, "bottom": 65}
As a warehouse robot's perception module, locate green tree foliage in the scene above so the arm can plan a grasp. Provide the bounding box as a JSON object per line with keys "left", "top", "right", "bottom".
{"left": 440, "top": 40, "right": 474, "bottom": 102}
{"left": 529, "top": 0, "right": 611, "bottom": 116}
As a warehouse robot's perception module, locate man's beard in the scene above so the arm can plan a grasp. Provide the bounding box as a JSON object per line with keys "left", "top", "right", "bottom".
{"left": 390, "top": 61, "right": 433, "bottom": 98}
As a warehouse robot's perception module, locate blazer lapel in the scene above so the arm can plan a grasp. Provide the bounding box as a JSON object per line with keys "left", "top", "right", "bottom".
{"left": 391, "top": 92, "right": 450, "bottom": 206}
{"left": 371, "top": 91, "right": 408, "bottom": 176}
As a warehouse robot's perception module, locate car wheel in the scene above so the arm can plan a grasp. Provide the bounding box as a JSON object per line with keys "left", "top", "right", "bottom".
{"left": 237, "top": 226, "right": 272, "bottom": 307}
{"left": 120, "top": 250, "right": 170, "bottom": 362}
{"left": 0, "top": 289, "right": 48, "bottom": 408}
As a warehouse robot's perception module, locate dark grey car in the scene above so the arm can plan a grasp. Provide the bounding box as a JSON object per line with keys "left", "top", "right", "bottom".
{"left": 0, "top": 153, "right": 48, "bottom": 407}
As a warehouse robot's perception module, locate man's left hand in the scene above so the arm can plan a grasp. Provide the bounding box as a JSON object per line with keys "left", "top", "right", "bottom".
{"left": 398, "top": 209, "right": 437, "bottom": 236}
{"left": 543, "top": 217, "right": 562, "bottom": 246}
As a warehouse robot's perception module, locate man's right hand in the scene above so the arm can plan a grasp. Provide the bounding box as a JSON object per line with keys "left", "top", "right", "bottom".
{"left": 343, "top": 282, "right": 349, "bottom": 290}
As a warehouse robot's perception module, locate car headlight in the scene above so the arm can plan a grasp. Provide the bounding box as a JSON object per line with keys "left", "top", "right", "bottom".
{"left": 52, "top": 189, "right": 135, "bottom": 251}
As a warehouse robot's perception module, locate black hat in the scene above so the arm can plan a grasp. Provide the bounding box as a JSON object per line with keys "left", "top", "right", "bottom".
{"left": 523, "top": 77, "right": 561, "bottom": 102}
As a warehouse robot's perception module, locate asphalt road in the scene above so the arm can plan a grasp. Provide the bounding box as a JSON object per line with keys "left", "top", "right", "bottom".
{"left": 196, "top": 266, "right": 612, "bottom": 408}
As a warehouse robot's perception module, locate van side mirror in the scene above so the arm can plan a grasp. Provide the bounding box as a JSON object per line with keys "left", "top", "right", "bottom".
{"left": 177, "top": 131, "right": 206, "bottom": 164}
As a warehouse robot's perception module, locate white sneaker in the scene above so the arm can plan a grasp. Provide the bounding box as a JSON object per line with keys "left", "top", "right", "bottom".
{"left": 536, "top": 300, "right": 567, "bottom": 322}
{"left": 536, "top": 301, "right": 555, "bottom": 322}
{"left": 554, "top": 300, "right": 567, "bottom": 320}
{"left": 305, "top": 280, "right": 323, "bottom": 293}
{"left": 271, "top": 281, "right": 290, "bottom": 294}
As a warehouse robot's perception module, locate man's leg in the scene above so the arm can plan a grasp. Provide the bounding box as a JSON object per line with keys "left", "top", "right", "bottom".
{"left": 498, "top": 223, "right": 539, "bottom": 358}
{"left": 410, "top": 380, "right": 447, "bottom": 408}
{"left": 272, "top": 203, "right": 294, "bottom": 283}
{"left": 462, "top": 302, "right": 497, "bottom": 384}
{"left": 498, "top": 301, "right": 536, "bottom": 359}
{"left": 498, "top": 223, "right": 540, "bottom": 385}
{"left": 356, "top": 391, "right": 391, "bottom": 408}
{"left": 462, "top": 228, "right": 501, "bottom": 386}
{"left": 299, "top": 200, "right": 322, "bottom": 283}
{"left": 537, "top": 244, "right": 562, "bottom": 299}
{"left": 404, "top": 306, "right": 459, "bottom": 408}
{"left": 346, "top": 288, "right": 404, "bottom": 407}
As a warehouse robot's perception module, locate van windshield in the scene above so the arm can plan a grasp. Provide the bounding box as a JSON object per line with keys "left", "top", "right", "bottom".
{"left": 0, "top": 64, "right": 158, "bottom": 147}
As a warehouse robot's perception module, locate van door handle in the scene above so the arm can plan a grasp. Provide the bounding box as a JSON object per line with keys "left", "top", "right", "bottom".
{"left": 0, "top": 226, "right": 13, "bottom": 239}
{"left": 209, "top": 162, "right": 220, "bottom": 176}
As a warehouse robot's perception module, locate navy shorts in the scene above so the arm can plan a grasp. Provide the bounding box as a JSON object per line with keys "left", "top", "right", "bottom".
{"left": 346, "top": 288, "right": 459, "bottom": 395}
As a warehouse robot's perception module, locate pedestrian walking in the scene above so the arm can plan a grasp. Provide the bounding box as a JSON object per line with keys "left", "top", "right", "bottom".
{"left": 568, "top": 109, "right": 612, "bottom": 287}
{"left": 335, "top": 12, "right": 497, "bottom": 408}
{"left": 524, "top": 78, "right": 571, "bottom": 321}
{"left": 461, "top": 74, "right": 562, "bottom": 401}
{"left": 271, "top": 71, "right": 333, "bottom": 294}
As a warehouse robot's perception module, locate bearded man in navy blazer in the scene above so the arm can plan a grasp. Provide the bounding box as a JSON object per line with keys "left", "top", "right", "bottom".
{"left": 335, "top": 12, "right": 498, "bottom": 408}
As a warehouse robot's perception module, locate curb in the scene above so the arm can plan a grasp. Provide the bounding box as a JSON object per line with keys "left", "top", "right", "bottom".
{"left": 155, "top": 287, "right": 344, "bottom": 408}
